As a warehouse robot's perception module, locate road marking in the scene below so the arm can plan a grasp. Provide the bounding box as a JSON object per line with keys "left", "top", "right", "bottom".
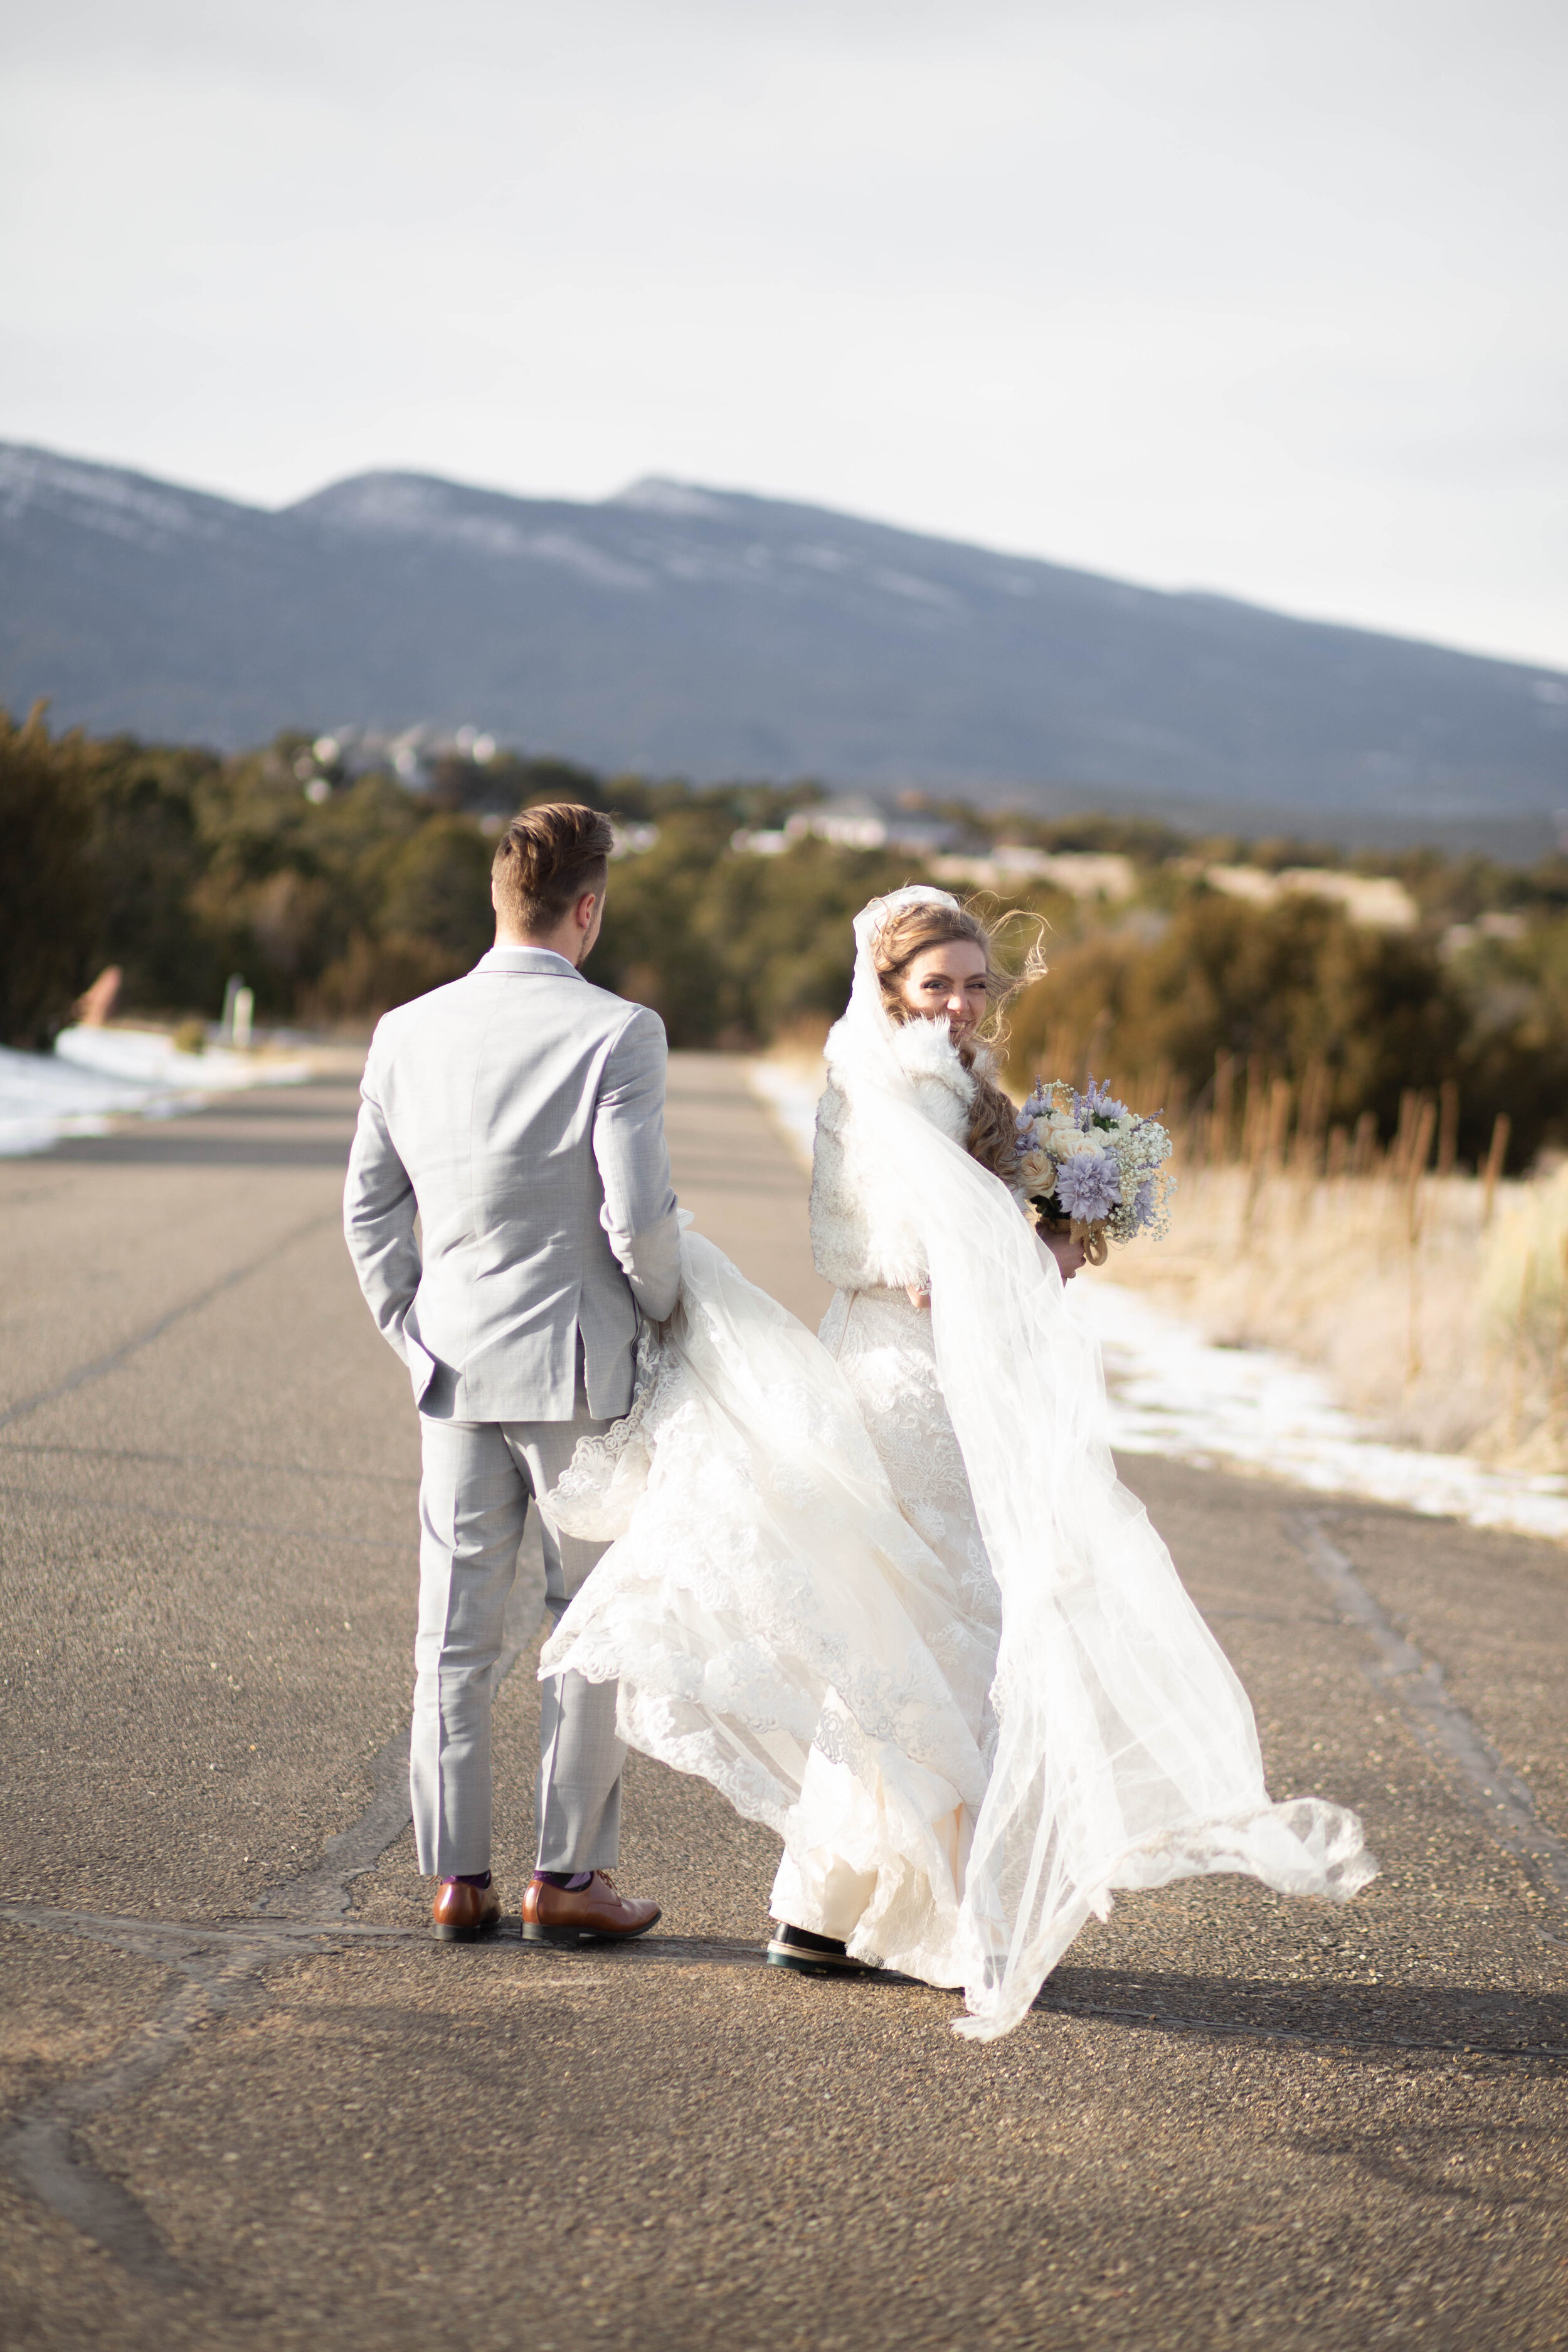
{"left": 1291, "top": 1512, "right": 1568, "bottom": 1910}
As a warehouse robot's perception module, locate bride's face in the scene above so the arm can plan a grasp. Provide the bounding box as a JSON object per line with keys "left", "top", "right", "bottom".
{"left": 898, "top": 940, "right": 990, "bottom": 1037}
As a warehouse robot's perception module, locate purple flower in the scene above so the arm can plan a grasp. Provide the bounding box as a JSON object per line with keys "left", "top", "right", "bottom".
{"left": 1133, "top": 1178, "right": 1155, "bottom": 1229}
{"left": 1079, "top": 1075, "right": 1129, "bottom": 1123}
{"left": 1054, "top": 1147, "right": 1123, "bottom": 1224}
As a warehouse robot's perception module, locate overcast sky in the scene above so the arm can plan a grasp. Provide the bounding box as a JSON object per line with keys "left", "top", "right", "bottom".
{"left": 4, "top": 0, "right": 1565, "bottom": 667}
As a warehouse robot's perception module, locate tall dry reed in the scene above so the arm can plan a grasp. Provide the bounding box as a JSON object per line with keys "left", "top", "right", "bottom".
{"left": 1087, "top": 1059, "right": 1568, "bottom": 1471}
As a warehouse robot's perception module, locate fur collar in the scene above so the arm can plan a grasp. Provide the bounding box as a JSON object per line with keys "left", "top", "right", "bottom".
{"left": 829, "top": 1011, "right": 997, "bottom": 1100}
{"left": 889, "top": 1014, "right": 974, "bottom": 1096}
{"left": 811, "top": 1015, "right": 1001, "bottom": 1292}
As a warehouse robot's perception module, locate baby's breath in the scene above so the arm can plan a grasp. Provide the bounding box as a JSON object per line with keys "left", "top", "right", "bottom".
{"left": 1016, "top": 1073, "right": 1176, "bottom": 1248}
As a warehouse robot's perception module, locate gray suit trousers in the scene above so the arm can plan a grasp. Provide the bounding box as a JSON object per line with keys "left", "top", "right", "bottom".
{"left": 411, "top": 1398, "right": 623, "bottom": 1877}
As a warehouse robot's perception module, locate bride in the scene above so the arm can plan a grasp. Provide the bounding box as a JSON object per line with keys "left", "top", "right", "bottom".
{"left": 543, "top": 886, "right": 1374, "bottom": 2042}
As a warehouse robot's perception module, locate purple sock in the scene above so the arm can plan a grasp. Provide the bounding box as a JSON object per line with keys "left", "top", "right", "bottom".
{"left": 440, "top": 1870, "right": 491, "bottom": 1889}
{"left": 533, "top": 1869, "right": 595, "bottom": 1890}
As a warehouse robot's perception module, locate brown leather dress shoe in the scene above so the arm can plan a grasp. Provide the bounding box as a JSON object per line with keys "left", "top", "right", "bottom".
{"left": 520, "top": 1871, "right": 660, "bottom": 1945}
{"left": 432, "top": 1878, "right": 502, "bottom": 1942}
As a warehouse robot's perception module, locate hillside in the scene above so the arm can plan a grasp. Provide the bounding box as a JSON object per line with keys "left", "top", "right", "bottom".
{"left": 2, "top": 441, "right": 1565, "bottom": 842}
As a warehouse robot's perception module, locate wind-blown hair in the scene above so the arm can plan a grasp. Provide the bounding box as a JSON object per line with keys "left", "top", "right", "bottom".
{"left": 870, "top": 896, "right": 1047, "bottom": 1186}
{"left": 492, "top": 802, "right": 615, "bottom": 935}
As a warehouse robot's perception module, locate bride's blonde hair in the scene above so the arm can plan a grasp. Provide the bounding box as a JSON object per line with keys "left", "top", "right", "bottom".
{"left": 871, "top": 896, "right": 1047, "bottom": 1186}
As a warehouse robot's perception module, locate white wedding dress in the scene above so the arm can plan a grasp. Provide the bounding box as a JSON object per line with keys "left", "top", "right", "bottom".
{"left": 543, "top": 889, "right": 1374, "bottom": 2040}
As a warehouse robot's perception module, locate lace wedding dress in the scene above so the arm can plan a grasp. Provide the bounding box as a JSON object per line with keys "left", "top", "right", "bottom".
{"left": 544, "top": 889, "right": 1375, "bottom": 2040}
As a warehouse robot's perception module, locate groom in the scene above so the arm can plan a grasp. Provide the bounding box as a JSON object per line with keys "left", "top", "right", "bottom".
{"left": 344, "top": 802, "right": 681, "bottom": 1942}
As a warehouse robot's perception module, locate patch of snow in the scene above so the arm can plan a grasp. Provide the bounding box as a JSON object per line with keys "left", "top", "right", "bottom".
{"left": 609, "top": 478, "right": 731, "bottom": 517}
{"left": 787, "top": 542, "right": 852, "bottom": 575}
{"left": 871, "top": 568, "right": 958, "bottom": 610}
{"left": 0, "top": 445, "right": 226, "bottom": 544}
{"left": 302, "top": 480, "right": 652, "bottom": 586}
{"left": 654, "top": 551, "right": 750, "bottom": 586}
{"left": 516, "top": 532, "right": 650, "bottom": 590}
{"left": 1077, "top": 1281, "right": 1568, "bottom": 1542}
{"left": 0, "top": 1028, "right": 309, "bottom": 1157}
{"left": 748, "top": 1061, "right": 821, "bottom": 1168}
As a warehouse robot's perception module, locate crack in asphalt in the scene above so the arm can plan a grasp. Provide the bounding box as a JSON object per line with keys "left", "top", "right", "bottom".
{"left": 0, "top": 1566, "right": 541, "bottom": 2287}
{"left": 8, "top": 1902, "right": 1565, "bottom": 2060}
{"left": 1, "top": 1915, "right": 357, "bottom": 2287}
{"left": 1291, "top": 1511, "right": 1568, "bottom": 1912}
{"left": 253, "top": 1719, "right": 423, "bottom": 1922}
{"left": 8, "top": 1507, "right": 1564, "bottom": 2293}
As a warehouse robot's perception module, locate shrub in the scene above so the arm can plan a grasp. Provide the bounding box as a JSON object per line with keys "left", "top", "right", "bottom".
{"left": 0, "top": 707, "right": 103, "bottom": 1047}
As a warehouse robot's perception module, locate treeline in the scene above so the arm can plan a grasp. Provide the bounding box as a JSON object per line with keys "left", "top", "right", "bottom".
{"left": 6, "top": 705, "right": 1568, "bottom": 1170}
{"left": 0, "top": 706, "right": 857, "bottom": 1046}
{"left": 1005, "top": 894, "right": 1568, "bottom": 1173}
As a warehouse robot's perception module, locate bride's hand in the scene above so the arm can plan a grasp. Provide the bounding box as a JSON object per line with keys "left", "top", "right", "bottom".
{"left": 904, "top": 1283, "right": 931, "bottom": 1310}
{"left": 1042, "top": 1232, "right": 1087, "bottom": 1283}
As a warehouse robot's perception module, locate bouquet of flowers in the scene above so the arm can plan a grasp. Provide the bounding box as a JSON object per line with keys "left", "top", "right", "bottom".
{"left": 1014, "top": 1076, "right": 1175, "bottom": 1264}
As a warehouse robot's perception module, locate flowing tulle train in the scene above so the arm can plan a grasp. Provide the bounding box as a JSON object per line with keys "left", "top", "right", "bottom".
{"left": 543, "top": 1226, "right": 1375, "bottom": 2040}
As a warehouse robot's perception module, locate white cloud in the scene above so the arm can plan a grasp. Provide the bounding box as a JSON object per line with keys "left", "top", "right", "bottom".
{"left": 2, "top": 0, "right": 1565, "bottom": 664}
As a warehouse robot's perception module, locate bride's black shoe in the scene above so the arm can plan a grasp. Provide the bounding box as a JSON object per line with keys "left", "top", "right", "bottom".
{"left": 765, "top": 1922, "right": 874, "bottom": 1976}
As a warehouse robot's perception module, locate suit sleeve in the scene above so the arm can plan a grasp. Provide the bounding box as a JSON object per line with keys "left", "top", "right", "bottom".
{"left": 593, "top": 1005, "right": 681, "bottom": 1322}
{"left": 343, "top": 1041, "right": 422, "bottom": 1364}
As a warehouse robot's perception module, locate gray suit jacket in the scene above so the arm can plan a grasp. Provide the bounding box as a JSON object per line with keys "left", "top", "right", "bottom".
{"left": 344, "top": 945, "right": 681, "bottom": 1422}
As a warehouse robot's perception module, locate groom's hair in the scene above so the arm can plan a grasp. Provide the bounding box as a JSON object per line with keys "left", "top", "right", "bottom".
{"left": 492, "top": 803, "right": 615, "bottom": 935}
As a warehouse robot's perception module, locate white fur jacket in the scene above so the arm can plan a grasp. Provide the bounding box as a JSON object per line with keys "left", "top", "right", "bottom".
{"left": 810, "top": 1016, "right": 1007, "bottom": 1292}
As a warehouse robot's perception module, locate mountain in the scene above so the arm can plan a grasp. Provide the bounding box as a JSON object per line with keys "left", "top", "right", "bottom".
{"left": 3, "top": 439, "right": 1565, "bottom": 845}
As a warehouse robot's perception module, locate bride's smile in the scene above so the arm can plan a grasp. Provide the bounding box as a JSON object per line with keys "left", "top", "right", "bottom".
{"left": 889, "top": 929, "right": 1085, "bottom": 1282}
{"left": 896, "top": 941, "right": 990, "bottom": 1037}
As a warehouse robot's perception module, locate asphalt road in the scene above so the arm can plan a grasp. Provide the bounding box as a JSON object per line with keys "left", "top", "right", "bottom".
{"left": 1, "top": 1051, "right": 1565, "bottom": 2352}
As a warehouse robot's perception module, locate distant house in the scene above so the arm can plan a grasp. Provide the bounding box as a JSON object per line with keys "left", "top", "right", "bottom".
{"left": 781, "top": 792, "right": 958, "bottom": 855}
{"left": 931, "top": 847, "right": 1138, "bottom": 901}
{"left": 310, "top": 722, "right": 498, "bottom": 791}
{"left": 1194, "top": 863, "right": 1418, "bottom": 931}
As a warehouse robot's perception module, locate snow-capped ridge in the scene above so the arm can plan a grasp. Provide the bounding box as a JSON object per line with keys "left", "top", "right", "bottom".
{"left": 607, "top": 477, "right": 733, "bottom": 518}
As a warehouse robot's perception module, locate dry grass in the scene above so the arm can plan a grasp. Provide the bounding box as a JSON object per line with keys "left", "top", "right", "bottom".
{"left": 1104, "top": 1150, "right": 1568, "bottom": 1474}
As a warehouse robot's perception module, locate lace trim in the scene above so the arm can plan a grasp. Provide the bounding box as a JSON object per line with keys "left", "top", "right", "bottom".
{"left": 549, "top": 1317, "right": 677, "bottom": 1540}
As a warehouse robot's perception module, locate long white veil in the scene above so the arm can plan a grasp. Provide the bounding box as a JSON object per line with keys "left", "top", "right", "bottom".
{"left": 544, "top": 887, "right": 1374, "bottom": 2040}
